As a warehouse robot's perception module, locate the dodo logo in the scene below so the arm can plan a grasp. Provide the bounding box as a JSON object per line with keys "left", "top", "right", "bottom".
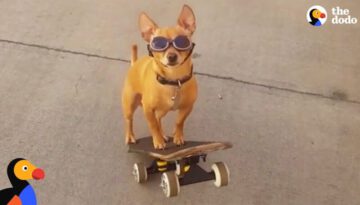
{"left": 307, "top": 5, "right": 327, "bottom": 26}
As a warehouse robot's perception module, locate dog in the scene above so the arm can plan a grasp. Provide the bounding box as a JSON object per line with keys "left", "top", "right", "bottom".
{"left": 122, "top": 5, "right": 197, "bottom": 149}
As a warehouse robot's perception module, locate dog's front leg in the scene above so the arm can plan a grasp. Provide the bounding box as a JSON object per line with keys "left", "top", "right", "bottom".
{"left": 173, "top": 106, "right": 193, "bottom": 145}
{"left": 157, "top": 117, "right": 169, "bottom": 142}
{"left": 143, "top": 107, "right": 166, "bottom": 149}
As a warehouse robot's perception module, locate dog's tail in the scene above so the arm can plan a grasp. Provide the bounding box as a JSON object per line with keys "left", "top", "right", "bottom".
{"left": 131, "top": 44, "right": 137, "bottom": 66}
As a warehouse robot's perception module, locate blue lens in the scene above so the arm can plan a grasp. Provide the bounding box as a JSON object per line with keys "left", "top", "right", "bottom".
{"left": 151, "top": 37, "right": 169, "bottom": 51}
{"left": 173, "top": 36, "right": 191, "bottom": 50}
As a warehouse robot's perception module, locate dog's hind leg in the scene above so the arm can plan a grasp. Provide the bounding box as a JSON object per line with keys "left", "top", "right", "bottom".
{"left": 122, "top": 86, "right": 140, "bottom": 144}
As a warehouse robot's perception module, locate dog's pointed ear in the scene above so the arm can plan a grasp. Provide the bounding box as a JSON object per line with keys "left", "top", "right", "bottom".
{"left": 177, "top": 5, "right": 196, "bottom": 34}
{"left": 139, "top": 12, "right": 158, "bottom": 42}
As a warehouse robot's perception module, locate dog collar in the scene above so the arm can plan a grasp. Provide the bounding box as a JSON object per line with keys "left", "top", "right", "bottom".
{"left": 156, "top": 65, "right": 193, "bottom": 87}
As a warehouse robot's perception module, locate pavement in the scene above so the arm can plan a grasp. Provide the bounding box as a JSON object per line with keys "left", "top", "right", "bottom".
{"left": 0, "top": 0, "right": 359, "bottom": 204}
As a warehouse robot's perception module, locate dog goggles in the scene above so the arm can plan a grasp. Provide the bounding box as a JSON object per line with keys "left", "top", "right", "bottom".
{"left": 150, "top": 35, "right": 193, "bottom": 52}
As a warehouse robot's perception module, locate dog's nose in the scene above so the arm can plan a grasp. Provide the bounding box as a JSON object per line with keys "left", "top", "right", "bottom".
{"left": 167, "top": 53, "right": 178, "bottom": 63}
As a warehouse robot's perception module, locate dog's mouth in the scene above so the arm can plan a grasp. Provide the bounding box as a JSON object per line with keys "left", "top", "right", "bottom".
{"left": 167, "top": 62, "right": 178, "bottom": 67}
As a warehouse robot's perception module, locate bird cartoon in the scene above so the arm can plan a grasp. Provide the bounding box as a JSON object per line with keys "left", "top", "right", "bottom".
{"left": 0, "top": 158, "right": 45, "bottom": 205}
{"left": 309, "top": 8, "right": 326, "bottom": 26}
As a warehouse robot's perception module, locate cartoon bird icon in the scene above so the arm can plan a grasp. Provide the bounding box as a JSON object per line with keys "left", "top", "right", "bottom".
{"left": 0, "top": 158, "right": 45, "bottom": 205}
{"left": 309, "top": 9, "right": 326, "bottom": 26}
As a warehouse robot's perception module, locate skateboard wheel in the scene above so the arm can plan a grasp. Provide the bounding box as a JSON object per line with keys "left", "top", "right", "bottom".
{"left": 175, "top": 160, "right": 185, "bottom": 176}
{"left": 133, "top": 163, "right": 147, "bottom": 183}
{"left": 211, "top": 162, "right": 230, "bottom": 187}
{"left": 160, "top": 172, "right": 180, "bottom": 197}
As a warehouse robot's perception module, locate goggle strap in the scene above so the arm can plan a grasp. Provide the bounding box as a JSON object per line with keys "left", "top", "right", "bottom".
{"left": 147, "top": 44, "right": 154, "bottom": 57}
{"left": 180, "top": 43, "right": 195, "bottom": 65}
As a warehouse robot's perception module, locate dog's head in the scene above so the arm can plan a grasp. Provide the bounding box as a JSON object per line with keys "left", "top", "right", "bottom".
{"left": 139, "top": 5, "right": 196, "bottom": 68}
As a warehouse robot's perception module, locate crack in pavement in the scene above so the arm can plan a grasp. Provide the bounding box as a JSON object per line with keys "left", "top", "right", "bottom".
{"left": 194, "top": 72, "right": 360, "bottom": 105}
{"left": 0, "top": 39, "right": 130, "bottom": 63}
{"left": 1, "top": 38, "right": 359, "bottom": 105}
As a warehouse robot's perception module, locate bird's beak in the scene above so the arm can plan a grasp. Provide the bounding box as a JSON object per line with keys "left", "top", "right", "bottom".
{"left": 32, "top": 168, "right": 45, "bottom": 180}
{"left": 320, "top": 13, "right": 326, "bottom": 18}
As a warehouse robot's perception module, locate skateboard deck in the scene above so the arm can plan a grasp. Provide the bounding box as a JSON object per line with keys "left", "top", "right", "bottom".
{"left": 128, "top": 137, "right": 232, "bottom": 161}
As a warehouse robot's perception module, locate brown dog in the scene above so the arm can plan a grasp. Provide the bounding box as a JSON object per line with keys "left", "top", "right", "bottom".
{"left": 122, "top": 5, "right": 197, "bottom": 149}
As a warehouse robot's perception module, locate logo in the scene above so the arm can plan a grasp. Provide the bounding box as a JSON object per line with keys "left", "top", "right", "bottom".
{"left": 307, "top": 5, "right": 327, "bottom": 26}
{"left": 332, "top": 7, "right": 358, "bottom": 24}
{"left": 0, "top": 158, "right": 45, "bottom": 205}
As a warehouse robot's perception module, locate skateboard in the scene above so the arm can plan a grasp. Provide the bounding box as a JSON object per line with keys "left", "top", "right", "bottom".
{"left": 128, "top": 136, "right": 232, "bottom": 197}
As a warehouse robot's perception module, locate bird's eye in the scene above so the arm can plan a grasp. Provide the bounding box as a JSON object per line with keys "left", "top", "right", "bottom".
{"left": 22, "top": 165, "right": 28, "bottom": 171}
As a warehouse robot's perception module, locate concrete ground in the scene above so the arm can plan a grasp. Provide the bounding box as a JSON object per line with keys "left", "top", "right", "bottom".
{"left": 0, "top": 0, "right": 359, "bottom": 204}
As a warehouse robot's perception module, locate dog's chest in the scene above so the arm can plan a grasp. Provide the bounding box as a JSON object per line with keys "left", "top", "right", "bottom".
{"left": 156, "top": 86, "right": 184, "bottom": 111}
{"left": 160, "top": 86, "right": 182, "bottom": 110}
{"left": 170, "top": 87, "right": 182, "bottom": 110}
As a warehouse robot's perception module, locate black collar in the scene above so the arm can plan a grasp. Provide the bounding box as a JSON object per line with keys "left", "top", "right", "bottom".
{"left": 156, "top": 65, "right": 193, "bottom": 87}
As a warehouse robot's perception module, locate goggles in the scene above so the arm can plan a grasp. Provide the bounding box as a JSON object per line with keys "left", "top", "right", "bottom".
{"left": 150, "top": 35, "right": 193, "bottom": 52}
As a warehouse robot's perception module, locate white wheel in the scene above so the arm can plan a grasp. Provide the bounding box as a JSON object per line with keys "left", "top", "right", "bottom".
{"left": 133, "top": 163, "right": 147, "bottom": 183}
{"left": 211, "top": 162, "right": 230, "bottom": 187}
{"left": 160, "top": 172, "right": 180, "bottom": 197}
{"left": 175, "top": 162, "right": 182, "bottom": 176}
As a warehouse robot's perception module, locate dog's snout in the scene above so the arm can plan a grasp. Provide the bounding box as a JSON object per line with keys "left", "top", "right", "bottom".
{"left": 167, "top": 53, "right": 178, "bottom": 63}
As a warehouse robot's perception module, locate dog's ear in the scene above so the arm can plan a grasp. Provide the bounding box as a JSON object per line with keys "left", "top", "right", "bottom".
{"left": 139, "top": 12, "right": 158, "bottom": 42}
{"left": 177, "top": 5, "right": 196, "bottom": 34}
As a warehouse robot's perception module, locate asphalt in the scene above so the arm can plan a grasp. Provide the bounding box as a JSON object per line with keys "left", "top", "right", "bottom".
{"left": 0, "top": 0, "right": 359, "bottom": 204}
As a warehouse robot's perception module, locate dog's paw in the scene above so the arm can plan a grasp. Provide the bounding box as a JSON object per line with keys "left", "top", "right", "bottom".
{"left": 173, "top": 136, "right": 185, "bottom": 145}
{"left": 125, "top": 134, "right": 136, "bottom": 144}
{"left": 153, "top": 138, "right": 166, "bottom": 149}
{"left": 163, "top": 135, "right": 169, "bottom": 142}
